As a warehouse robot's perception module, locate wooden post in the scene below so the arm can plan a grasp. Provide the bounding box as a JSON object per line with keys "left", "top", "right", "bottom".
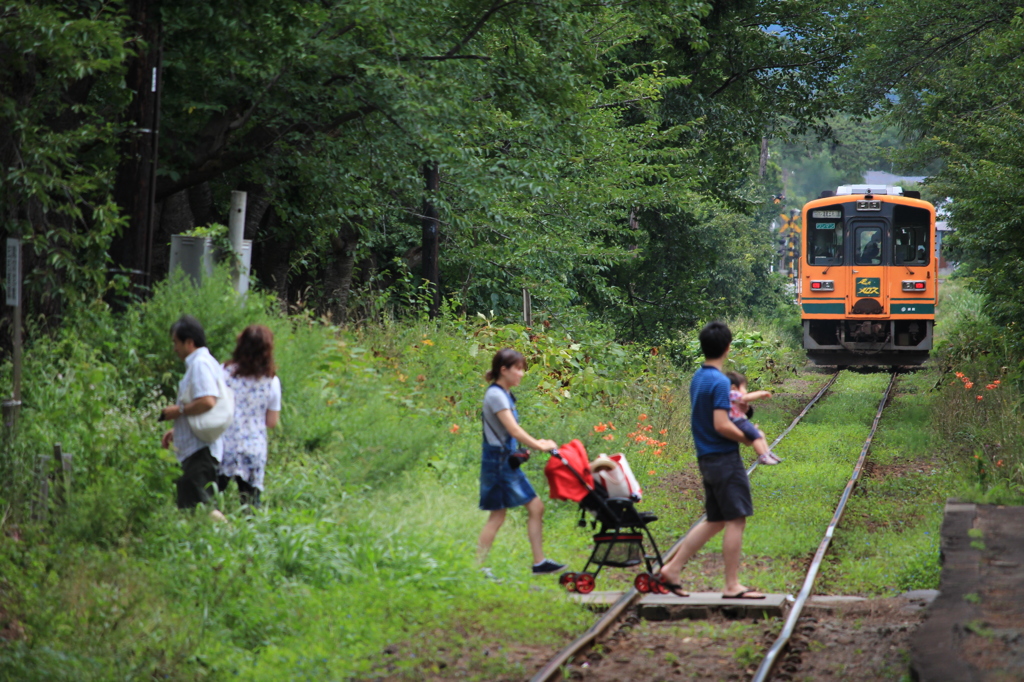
{"left": 421, "top": 162, "right": 441, "bottom": 318}
{"left": 54, "top": 443, "right": 72, "bottom": 508}
{"left": 522, "top": 288, "right": 532, "bottom": 327}
{"left": 5, "top": 238, "right": 22, "bottom": 443}
{"left": 33, "top": 455, "right": 51, "bottom": 523}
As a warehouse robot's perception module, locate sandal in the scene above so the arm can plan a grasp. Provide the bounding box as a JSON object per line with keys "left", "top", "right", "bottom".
{"left": 652, "top": 573, "right": 689, "bottom": 598}
{"left": 722, "top": 589, "right": 766, "bottom": 599}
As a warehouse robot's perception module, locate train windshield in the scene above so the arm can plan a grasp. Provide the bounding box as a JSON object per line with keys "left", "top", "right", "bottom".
{"left": 855, "top": 226, "right": 882, "bottom": 265}
{"left": 808, "top": 220, "right": 844, "bottom": 265}
{"left": 893, "top": 205, "right": 930, "bottom": 265}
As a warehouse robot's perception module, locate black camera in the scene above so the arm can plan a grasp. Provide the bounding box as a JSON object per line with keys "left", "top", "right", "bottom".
{"left": 508, "top": 448, "right": 530, "bottom": 469}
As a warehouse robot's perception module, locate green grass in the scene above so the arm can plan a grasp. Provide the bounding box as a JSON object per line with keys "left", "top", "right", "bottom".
{"left": 1, "top": 272, "right": 1016, "bottom": 678}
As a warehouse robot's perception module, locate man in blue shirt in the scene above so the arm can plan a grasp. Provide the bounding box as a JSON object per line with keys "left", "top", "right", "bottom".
{"left": 655, "top": 321, "right": 765, "bottom": 599}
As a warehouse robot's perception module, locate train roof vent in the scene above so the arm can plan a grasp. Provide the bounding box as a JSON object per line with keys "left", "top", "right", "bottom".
{"left": 836, "top": 184, "right": 903, "bottom": 196}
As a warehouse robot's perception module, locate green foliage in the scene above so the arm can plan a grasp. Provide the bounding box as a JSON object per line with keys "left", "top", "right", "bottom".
{"left": 0, "top": 0, "right": 131, "bottom": 305}
{"left": 666, "top": 319, "right": 800, "bottom": 387}
{"left": 846, "top": 1, "right": 1024, "bottom": 355}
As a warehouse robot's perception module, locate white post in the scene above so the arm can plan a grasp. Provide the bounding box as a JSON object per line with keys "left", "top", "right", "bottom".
{"left": 228, "top": 191, "right": 247, "bottom": 292}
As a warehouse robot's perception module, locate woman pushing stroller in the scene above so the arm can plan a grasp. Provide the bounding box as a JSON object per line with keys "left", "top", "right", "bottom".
{"left": 477, "top": 348, "right": 566, "bottom": 575}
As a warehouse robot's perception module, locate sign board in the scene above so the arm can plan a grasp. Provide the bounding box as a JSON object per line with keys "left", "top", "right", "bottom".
{"left": 856, "top": 277, "right": 881, "bottom": 297}
{"left": 6, "top": 238, "right": 21, "bottom": 306}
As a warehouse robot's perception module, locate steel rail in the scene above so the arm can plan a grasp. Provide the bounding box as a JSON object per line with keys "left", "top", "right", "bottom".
{"left": 751, "top": 371, "right": 898, "bottom": 682}
{"left": 529, "top": 371, "right": 841, "bottom": 682}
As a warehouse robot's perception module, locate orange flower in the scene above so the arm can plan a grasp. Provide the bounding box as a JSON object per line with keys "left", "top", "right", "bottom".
{"left": 994, "top": 380, "right": 1001, "bottom": 385}
{"left": 659, "top": 429, "right": 667, "bottom": 435}
{"left": 450, "top": 424, "right": 460, "bottom": 434}
{"left": 648, "top": 470, "right": 656, "bottom": 475}
{"left": 608, "top": 423, "right": 616, "bottom": 431}
{"left": 986, "top": 384, "right": 997, "bottom": 390}
{"left": 955, "top": 372, "right": 964, "bottom": 378}
{"left": 422, "top": 339, "right": 434, "bottom": 346}
{"left": 653, "top": 449, "right": 663, "bottom": 456}
{"left": 594, "top": 423, "right": 607, "bottom": 433}
{"left": 997, "top": 460, "right": 1004, "bottom": 467}
{"left": 977, "top": 395, "right": 983, "bottom": 401}
{"left": 964, "top": 382, "right": 974, "bottom": 390}
{"left": 638, "top": 414, "right": 648, "bottom": 421}
{"left": 602, "top": 434, "right": 614, "bottom": 441}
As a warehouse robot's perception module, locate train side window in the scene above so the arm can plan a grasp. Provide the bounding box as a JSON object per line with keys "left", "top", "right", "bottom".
{"left": 893, "top": 205, "right": 930, "bottom": 265}
{"left": 855, "top": 226, "right": 882, "bottom": 265}
{"left": 894, "top": 226, "right": 929, "bottom": 265}
{"left": 807, "top": 222, "right": 843, "bottom": 265}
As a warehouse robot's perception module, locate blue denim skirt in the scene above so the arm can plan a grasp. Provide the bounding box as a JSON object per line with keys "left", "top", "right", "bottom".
{"left": 479, "top": 444, "right": 537, "bottom": 511}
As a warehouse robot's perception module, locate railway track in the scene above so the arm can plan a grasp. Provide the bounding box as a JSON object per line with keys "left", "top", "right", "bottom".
{"left": 530, "top": 369, "right": 901, "bottom": 682}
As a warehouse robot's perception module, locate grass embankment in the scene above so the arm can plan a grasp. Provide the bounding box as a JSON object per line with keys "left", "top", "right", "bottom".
{"left": 0, "top": 272, "right": 736, "bottom": 681}
{"left": 1, "top": 274, "right": 1019, "bottom": 680}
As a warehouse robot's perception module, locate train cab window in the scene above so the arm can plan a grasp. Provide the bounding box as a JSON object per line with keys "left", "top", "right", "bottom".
{"left": 807, "top": 221, "right": 843, "bottom": 265}
{"left": 855, "top": 226, "right": 882, "bottom": 265}
{"left": 893, "top": 205, "right": 930, "bottom": 265}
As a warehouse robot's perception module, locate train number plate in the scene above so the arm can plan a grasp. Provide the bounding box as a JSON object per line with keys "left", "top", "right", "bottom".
{"left": 856, "top": 277, "right": 881, "bottom": 297}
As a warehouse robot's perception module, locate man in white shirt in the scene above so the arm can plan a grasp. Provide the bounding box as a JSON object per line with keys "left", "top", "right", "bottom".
{"left": 160, "top": 315, "right": 225, "bottom": 517}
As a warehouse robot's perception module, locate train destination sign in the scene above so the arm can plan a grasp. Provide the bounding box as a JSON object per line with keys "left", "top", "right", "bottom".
{"left": 812, "top": 210, "right": 841, "bottom": 219}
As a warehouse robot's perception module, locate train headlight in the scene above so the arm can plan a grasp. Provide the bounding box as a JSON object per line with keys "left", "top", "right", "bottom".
{"left": 810, "top": 280, "right": 835, "bottom": 291}
{"left": 902, "top": 281, "right": 926, "bottom": 291}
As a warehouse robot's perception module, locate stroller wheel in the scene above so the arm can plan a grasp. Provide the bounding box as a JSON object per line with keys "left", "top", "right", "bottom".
{"left": 650, "top": 575, "right": 669, "bottom": 595}
{"left": 634, "top": 572, "right": 651, "bottom": 593}
{"left": 559, "top": 571, "right": 578, "bottom": 592}
{"left": 575, "top": 573, "right": 596, "bottom": 594}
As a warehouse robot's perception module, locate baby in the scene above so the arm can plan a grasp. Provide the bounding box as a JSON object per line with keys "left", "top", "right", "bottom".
{"left": 725, "top": 371, "right": 779, "bottom": 465}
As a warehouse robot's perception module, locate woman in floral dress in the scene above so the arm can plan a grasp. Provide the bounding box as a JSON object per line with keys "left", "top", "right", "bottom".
{"left": 218, "top": 324, "right": 282, "bottom": 507}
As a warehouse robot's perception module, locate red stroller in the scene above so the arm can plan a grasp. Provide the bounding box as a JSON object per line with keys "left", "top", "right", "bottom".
{"left": 544, "top": 440, "right": 667, "bottom": 595}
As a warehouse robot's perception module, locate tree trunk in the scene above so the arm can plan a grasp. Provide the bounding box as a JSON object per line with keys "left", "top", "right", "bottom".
{"left": 324, "top": 223, "right": 360, "bottom": 324}
{"left": 188, "top": 181, "right": 216, "bottom": 227}
{"left": 253, "top": 208, "right": 290, "bottom": 313}
{"left": 155, "top": 190, "right": 195, "bottom": 280}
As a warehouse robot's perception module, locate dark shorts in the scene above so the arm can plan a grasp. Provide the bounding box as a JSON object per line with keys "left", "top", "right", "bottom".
{"left": 479, "top": 446, "right": 537, "bottom": 511}
{"left": 697, "top": 450, "right": 754, "bottom": 522}
{"left": 176, "top": 447, "right": 219, "bottom": 509}
{"left": 731, "top": 416, "right": 763, "bottom": 442}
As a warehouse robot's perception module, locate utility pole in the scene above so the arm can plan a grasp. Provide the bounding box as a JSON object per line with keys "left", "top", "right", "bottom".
{"left": 110, "top": 0, "right": 162, "bottom": 294}
{"left": 421, "top": 162, "right": 441, "bottom": 317}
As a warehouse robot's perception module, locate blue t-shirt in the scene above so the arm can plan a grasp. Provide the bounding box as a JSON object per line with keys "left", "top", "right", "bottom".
{"left": 690, "top": 365, "right": 737, "bottom": 457}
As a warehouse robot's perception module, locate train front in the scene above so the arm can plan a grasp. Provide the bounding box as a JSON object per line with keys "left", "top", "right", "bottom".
{"left": 799, "top": 186, "right": 937, "bottom": 366}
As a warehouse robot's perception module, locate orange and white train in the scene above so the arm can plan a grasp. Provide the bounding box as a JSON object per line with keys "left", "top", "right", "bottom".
{"left": 799, "top": 185, "right": 937, "bottom": 365}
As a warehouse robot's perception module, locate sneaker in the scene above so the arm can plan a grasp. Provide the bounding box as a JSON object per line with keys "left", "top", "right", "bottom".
{"left": 757, "top": 452, "right": 781, "bottom": 466}
{"left": 532, "top": 559, "right": 567, "bottom": 575}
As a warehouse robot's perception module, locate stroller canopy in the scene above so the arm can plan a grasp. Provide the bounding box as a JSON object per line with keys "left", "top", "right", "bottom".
{"left": 545, "top": 439, "right": 594, "bottom": 502}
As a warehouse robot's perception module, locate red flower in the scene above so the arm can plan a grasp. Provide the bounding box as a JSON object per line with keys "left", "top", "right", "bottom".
{"left": 638, "top": 414, "right": 648, "bottom": 421}
{"left": 602, "top": 434, "right": 614, "bottom": 441}
{"left": 450, "top": 424, "right": 460, "bottom": 434}
{"left": 593, "top": 424, "right": 607, "bottom": 433}
{"left": 976, "top": 395, "right": 983, "bottom": 401}
{"left": 659, "top": 429, "right": 667, "bottom": 435}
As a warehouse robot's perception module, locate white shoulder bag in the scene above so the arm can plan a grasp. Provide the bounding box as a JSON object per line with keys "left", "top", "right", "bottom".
{"left": 182, "top": 365, "right": 235, "bottom": 443}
